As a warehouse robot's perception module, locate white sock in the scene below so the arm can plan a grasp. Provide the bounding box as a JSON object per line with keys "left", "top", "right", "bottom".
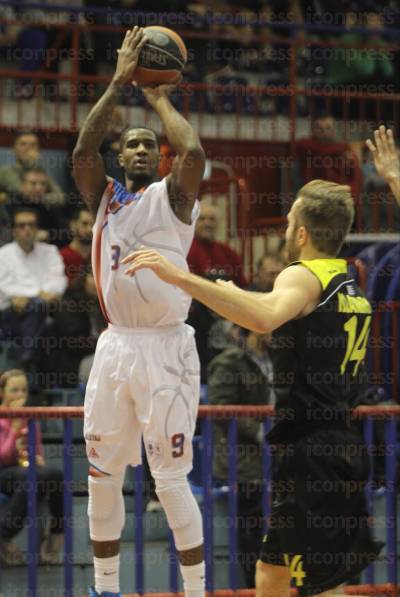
{"left": 94, "top": 554, "right": 120, "bottom": 594}
{"left": 179, "top": 561, "right": 205, "bottom": 597}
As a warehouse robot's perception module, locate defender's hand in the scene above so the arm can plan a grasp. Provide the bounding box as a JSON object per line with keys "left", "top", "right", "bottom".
{"left": 122, "top": 248, "right": 181, "bottom": 285}
{"left": 366, "top": 125, "right": 400, "bottom": 186}
{"left": 113, "top": 27, "right": 147, "bottom": 86}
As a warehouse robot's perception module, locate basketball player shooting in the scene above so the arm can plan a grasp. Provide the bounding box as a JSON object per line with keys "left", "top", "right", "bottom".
{"left": 72, "top": 27, "right": 206, "bottom": 597}
{"left": 123, "top": 180, "right": 382, "bottom": 597}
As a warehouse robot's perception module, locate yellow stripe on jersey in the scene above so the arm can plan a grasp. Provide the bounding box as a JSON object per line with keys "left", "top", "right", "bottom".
{"left": 337, "top": 293, "right": 372, "bottom": 314}
{"left": 291, "top": 259, "right": 348, "bottom": 290}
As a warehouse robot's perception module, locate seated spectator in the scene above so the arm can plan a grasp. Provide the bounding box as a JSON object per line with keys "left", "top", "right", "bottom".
{"left": 248, "top": 254, "right": 284, "bottom": 292}
{"left": 208, "top": 328, "right": 274, "bottom": 587}
{"left": 0, "top": 131, "right": 65, "bottom": 207}
{"left": 9, "top": 167, "right": 65, "bottom": 243}
{"left": 188, "top": 203, "right": 247, "bottom": 286}
{"left": 0, "top": 369, "right": 64, "bottom": 565}
{"left": 187, "top": 202, "right": 247, "bottom": 380}
{"left": 60, "top": 208, "right": 93, "bottom": 285}
{"left": 294, "top": 113, "right": 362, "bottom": 200}
{"left": 43, "top": 269, "right": 105, "bottom": 388}
{"left": 0, "top": 4, "right": 47, "bottom": 99}
{"left": 0, "top": 207, "right": 67, "bottom": 372}
{"left": 326, "top": 11, "right": 395, "bottom": 88}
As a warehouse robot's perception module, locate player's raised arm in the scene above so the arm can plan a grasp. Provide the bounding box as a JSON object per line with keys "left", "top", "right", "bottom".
{"left": 122, "top": 249, "right": 321, "bottom": 333}
{"left": 72, "top": 27, "right": 147, "bottom": 215}
{"left": 366, "top": 125, "right": 400, "bottom": 206}
{"left": 142, "top": 85, "right": 205, "bottom": 224}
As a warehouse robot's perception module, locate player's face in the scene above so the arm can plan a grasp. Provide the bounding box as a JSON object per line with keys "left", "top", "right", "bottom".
{"left": 285, "top": 205, "right": 301, "bottom": 262}
{"left": 119, "top": 129, "right": 159, "bottom": 182}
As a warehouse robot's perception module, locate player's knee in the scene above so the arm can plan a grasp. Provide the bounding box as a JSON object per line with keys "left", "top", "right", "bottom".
{"left": 155, "top": 476, "right": 203, "bottom": 551}
{"left": 88, "top": 471, "right": 125, "bottom": 542}
{"left": 256, "top": 561, "right": 291, "bottom": 597}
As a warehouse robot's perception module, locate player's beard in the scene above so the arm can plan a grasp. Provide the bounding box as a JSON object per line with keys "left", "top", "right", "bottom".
{"left": 125, "top": 171, "right": 156, "bottom": 188}
{"left": 285, "top": 229, "right": 301, "bottom": 263}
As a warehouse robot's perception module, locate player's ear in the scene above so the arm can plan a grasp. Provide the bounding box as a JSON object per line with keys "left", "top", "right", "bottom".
{"left": 297, "top": 225, "right": 308, "bottom": 247}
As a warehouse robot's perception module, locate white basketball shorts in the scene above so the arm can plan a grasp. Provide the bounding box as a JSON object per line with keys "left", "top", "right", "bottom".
{"left": 84, "top": 323, "right": 200, "bottom": 479}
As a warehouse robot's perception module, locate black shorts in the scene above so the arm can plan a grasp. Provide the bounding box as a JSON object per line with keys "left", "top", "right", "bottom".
{"left": 259, "top": 427, "right": 383, "bottom": 597}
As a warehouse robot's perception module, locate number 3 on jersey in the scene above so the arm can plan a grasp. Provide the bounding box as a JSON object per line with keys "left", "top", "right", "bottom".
{"left": 340, "top": 315, "right": 371, "bottom": 376}
{"left": 111, "top": 245, "right": 121, "bottom": 270}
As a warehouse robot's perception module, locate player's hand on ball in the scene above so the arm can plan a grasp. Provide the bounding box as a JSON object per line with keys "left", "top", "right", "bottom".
{"left": 122, "top": 248, "right": 181, "bottom": 284}
{"left": 141, "top": 76, "right": 182, "bottom": 105}
{"left": 113, "top": 27, "right": 148, "bottom": 86}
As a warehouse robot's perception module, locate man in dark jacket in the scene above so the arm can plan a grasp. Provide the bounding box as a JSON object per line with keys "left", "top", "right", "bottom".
{"left": 208, "top": 328, "right": 274, "bottom": 588}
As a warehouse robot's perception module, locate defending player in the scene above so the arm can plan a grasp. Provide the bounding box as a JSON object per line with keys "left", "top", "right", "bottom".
{"left": 123, "top": 179, "right": 382, "bottom": 597}
{"left": 72, "top": 28, "right": 206, "bottom": 597}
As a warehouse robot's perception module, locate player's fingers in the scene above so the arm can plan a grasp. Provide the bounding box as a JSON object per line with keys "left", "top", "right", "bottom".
{"left": 387, "top": 129, "right": 396, "bottom": 153}
{"left": 133, "top": 35, "right": 148, "bottom": 56}
{"left": 130, "top": 27, "right": 144, "bottom": 48}
{"left": 365, "top": 139, "right": 376, "bottom": 152}
{"left": 124, "top": 256, "right": 157, "bottom": 276}
{"left": 374, "top": 129, "right": 384, "bottom": 154}
{"left": 121, "top": 29, "right": 133, "bottom": 48}
{"left": 121, "top": 249, "right": 154, "bottom": 264}
{"left": 379, "top": 125, "right": 390, "bottom": 154}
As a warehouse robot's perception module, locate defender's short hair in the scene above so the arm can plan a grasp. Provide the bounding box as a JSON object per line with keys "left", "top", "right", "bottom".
{"left": 295, "top": 180, "right": 355, "bottom": 256}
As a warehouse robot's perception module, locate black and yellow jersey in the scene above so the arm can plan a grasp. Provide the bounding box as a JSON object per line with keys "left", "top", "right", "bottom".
{"left": 269, "top": 258, "right": 372, "bottom": 441}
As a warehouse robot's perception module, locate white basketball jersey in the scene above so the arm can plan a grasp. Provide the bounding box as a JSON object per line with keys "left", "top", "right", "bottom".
{"left": 92, "top": 177, "right": 199, "bottom": 328}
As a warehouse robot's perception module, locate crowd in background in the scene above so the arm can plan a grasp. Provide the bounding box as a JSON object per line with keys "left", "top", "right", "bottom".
{"left": 0, "top": 0, "right": 399, "bottom": 100}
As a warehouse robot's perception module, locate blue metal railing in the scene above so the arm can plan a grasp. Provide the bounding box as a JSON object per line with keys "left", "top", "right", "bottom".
{"left": 0, "top": 405, "right": 398, "bottom": 596}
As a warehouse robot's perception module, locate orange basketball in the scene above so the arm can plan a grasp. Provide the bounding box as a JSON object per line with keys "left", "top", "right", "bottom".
{"left": 134, "top": 26, "right": 187, "bottom": 86}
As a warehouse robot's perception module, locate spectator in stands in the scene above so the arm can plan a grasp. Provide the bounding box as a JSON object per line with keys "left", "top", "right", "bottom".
{"left": 0, "top": 207, "right": 67, "bottom": 371}
{"left": 248, "top": 254, "right": 284, "bottom": 292}
{"left": 294, "top": 113, "right": 362, "bottom": 200}
{"left": 187, "top": 202, "right": 247, "bottom": 380}
{"left": 0, "top": 4, "right": 47, "bottom": 100}
{"left": 9, "top": 167, "right": 65, "bottom": 243}
{"left": 188, "top": 203, "right": 247, "bottom": 286}
{"left": 326, "top": 11, "right": 395, "bottom": 88}
{"left": 60, "top": 208, "right": 93, "bottom": 285}
{"left": 0, "top": 132, "right": 65, "bottom": 207}
{"left": 43, "top": 268, "right": 105, "bottom": 388}
{"left": 0, "top": 369, "right": 64, "bottom": 565}
{"left": 208, "top": 328, "right": 274, "bottom": 587}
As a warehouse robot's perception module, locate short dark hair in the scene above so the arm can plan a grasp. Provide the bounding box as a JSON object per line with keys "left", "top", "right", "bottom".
{"left": 14, "top": 130, "right": 39, "bottom": 142}
{"left": 296, "top": 180, "right": 354, "bottom": 256}
{"left": 71, "top": 206, "right": 91, "bottom": 221}
{"left": 256, "top": 254, "right": 284, "bottom": 272}
{"left": 11, "top": 206, "right": 39, "bottom": 226}
{"left": 119, "top": 126, "right": 160, "bottom": 152}
{"left": 312, "top": 110, "right": 334, "bottom": 122}
{"left": 21, "top": 166, "right": 47, "bottom": 180}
